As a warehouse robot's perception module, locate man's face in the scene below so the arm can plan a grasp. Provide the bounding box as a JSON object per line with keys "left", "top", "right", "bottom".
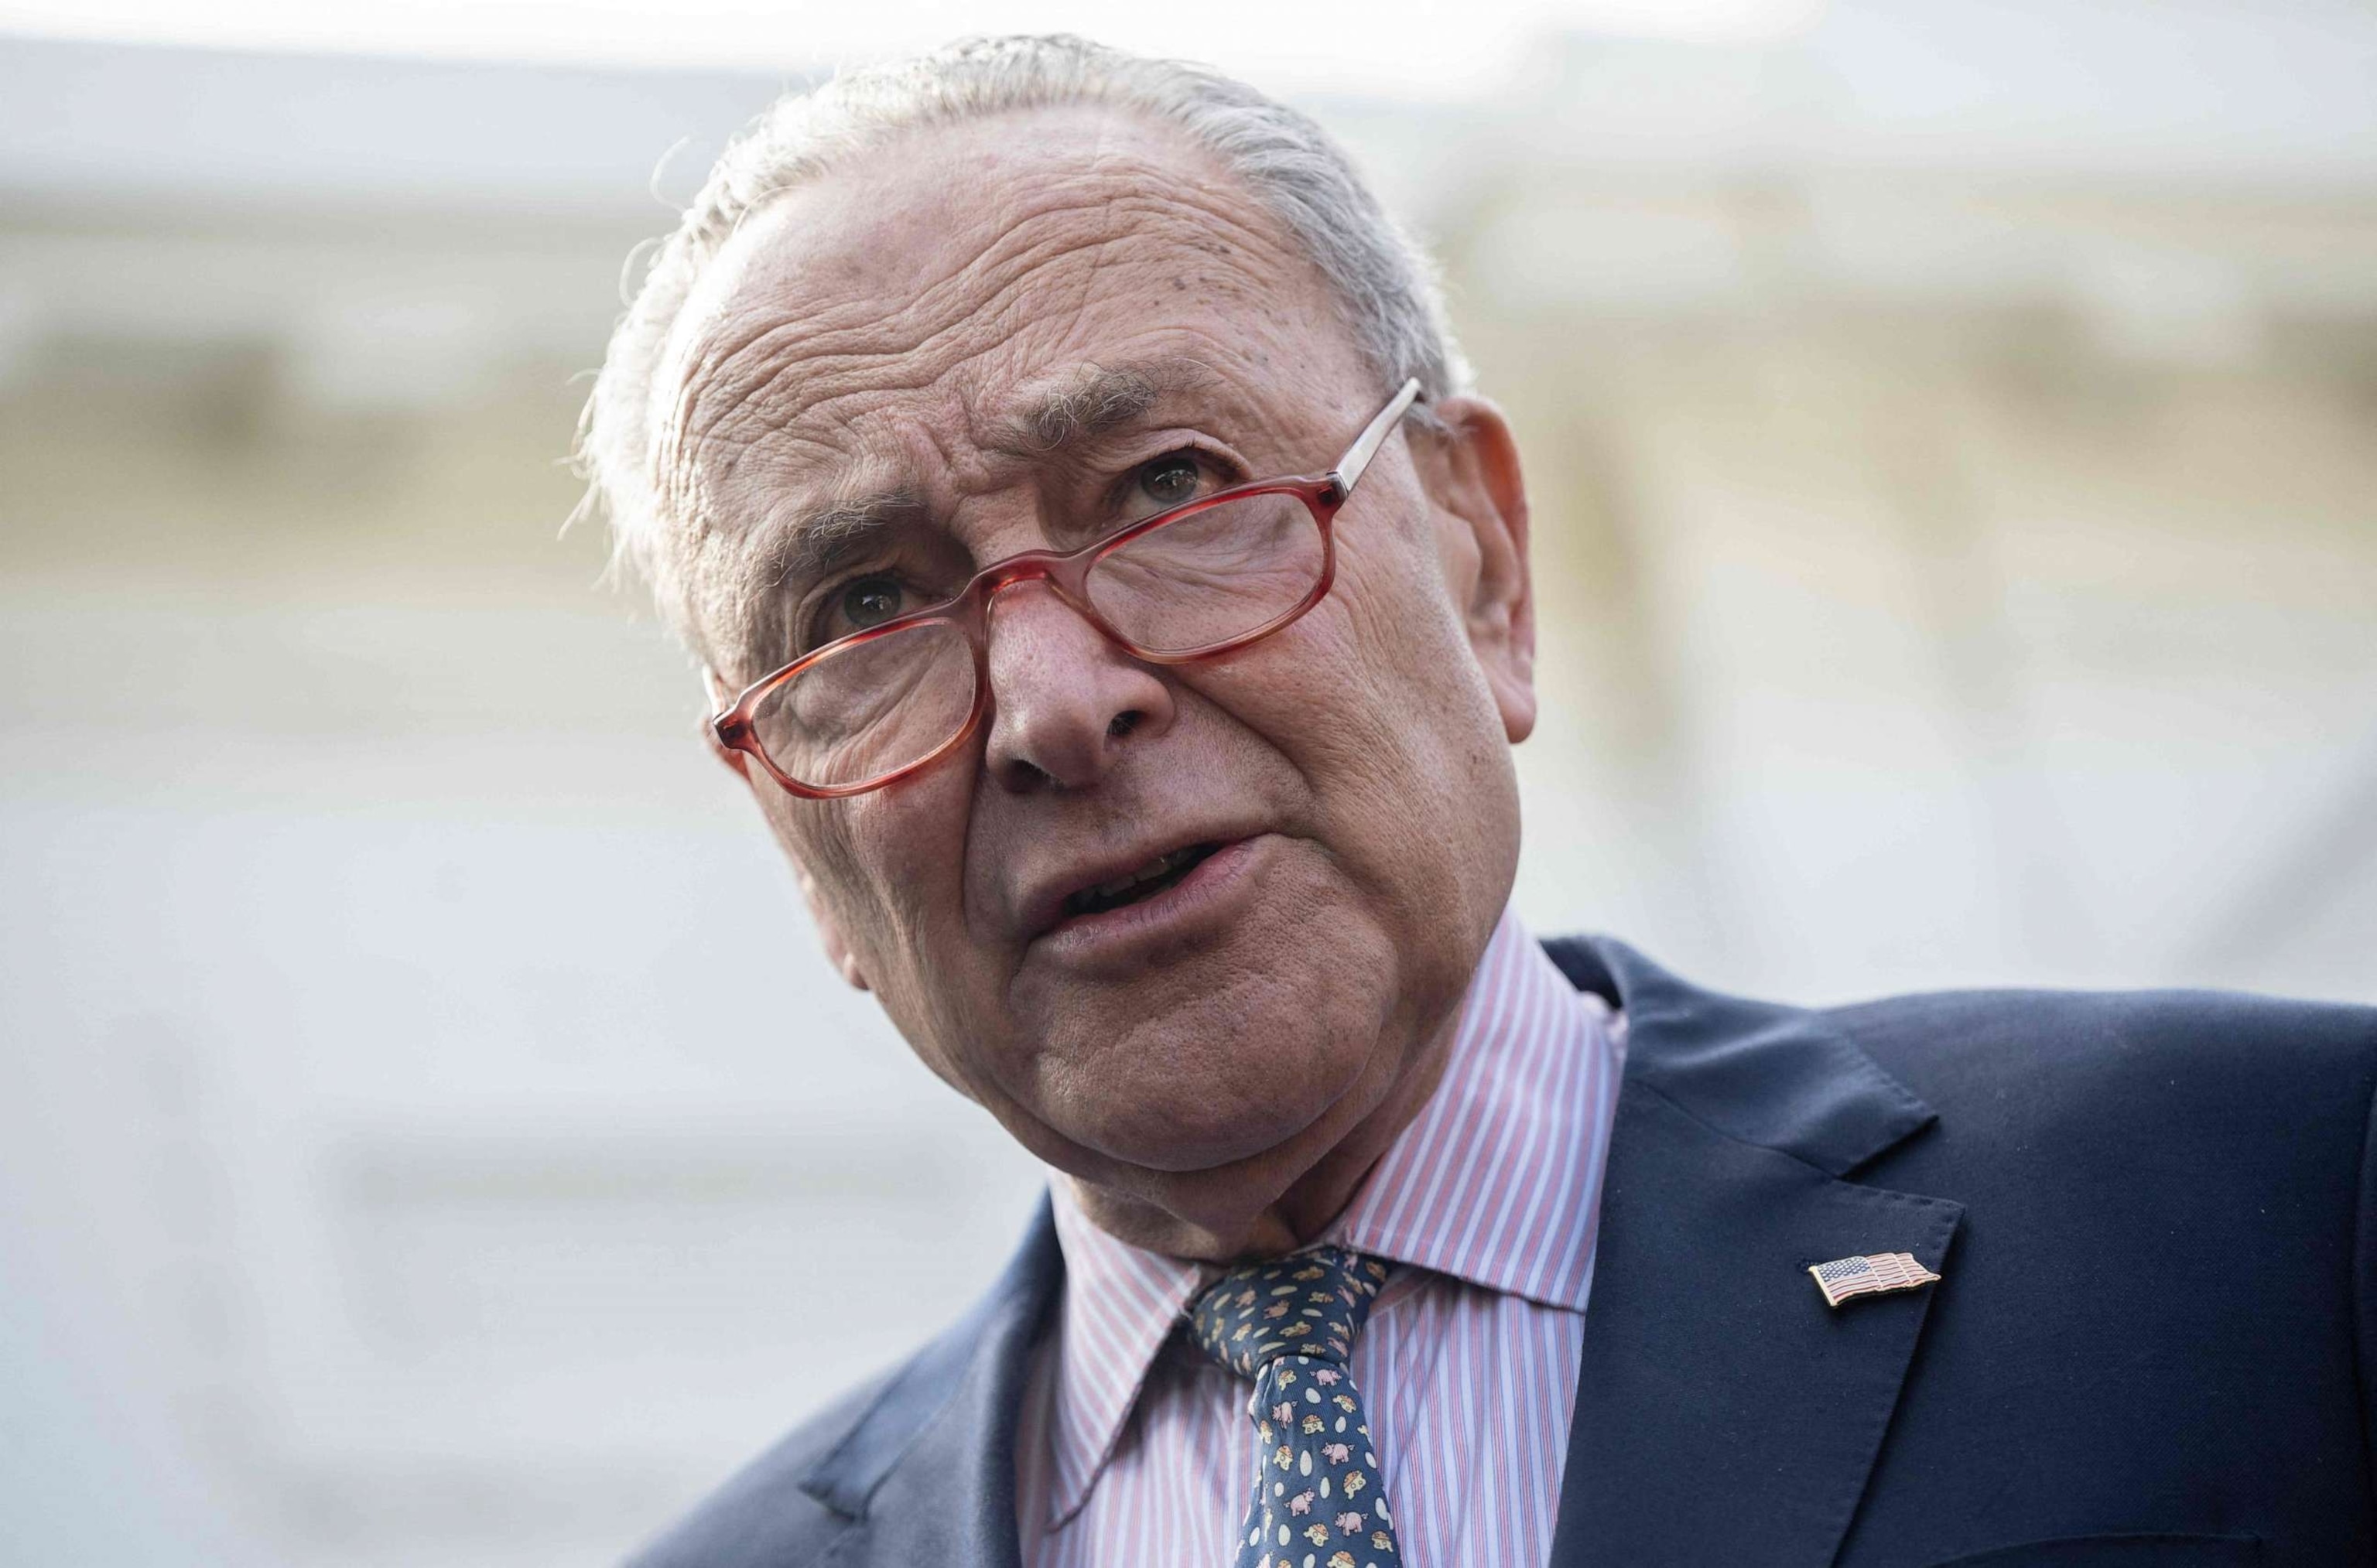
{"left": 665, "top": 106, "right": 1536, "bottom": 1252}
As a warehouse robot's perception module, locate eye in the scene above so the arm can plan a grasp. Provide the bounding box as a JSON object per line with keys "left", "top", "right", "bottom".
{"left": 814, "top": 573, "right": 911, "bottom": 645}
{"left": 1134, "top": 452, "right": 1206, "bottom": 511}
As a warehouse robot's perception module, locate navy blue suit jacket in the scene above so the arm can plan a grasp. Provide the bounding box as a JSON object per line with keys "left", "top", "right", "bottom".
{"left": 628, "top": 938, "right": 2377, "bottom": 1566}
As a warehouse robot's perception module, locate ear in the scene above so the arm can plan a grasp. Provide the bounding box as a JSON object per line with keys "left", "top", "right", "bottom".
{"left": 703, "top": 667, "right": 870, "bottom": 992}
{"left": 1418, "top": 395, "right": 1537, "bottom": 744}
{"left": 795, "top": 864, "right": 872, "bottom": 992}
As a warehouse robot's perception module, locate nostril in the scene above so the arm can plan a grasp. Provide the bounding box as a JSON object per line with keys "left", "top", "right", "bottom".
{"left": 1107, "top": 710, "right": 1142, "bottom": 740}
{"left": 1003, "top": 756, "right": 1059, "bottom": 794}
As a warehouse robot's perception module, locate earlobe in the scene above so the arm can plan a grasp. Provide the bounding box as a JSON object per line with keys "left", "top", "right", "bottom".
{"left": 705, "top": 665, "right": 871, "bottom": 992}
{"left": 1428, "top": 397, "right": 1538, "bottom": 745}
{"left": 824, "top": 922, "right": 874, "bottom": 993}
{"left": 797, "top": 865, "right": 872, "bottom": 993}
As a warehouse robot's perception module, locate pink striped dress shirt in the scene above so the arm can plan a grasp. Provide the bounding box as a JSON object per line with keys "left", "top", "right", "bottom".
{"left": 1014, "top": 908, "right": 1626, "bottom": 1568}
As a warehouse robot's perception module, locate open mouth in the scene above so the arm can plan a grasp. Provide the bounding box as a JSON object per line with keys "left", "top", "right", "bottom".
{"left": 1061, "top": 842, "right": 1221, "bottom": 920}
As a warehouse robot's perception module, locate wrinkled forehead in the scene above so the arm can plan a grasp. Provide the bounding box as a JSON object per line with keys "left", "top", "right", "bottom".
{"left": 654, "top": 106, "right": 1366, "bottom": 642}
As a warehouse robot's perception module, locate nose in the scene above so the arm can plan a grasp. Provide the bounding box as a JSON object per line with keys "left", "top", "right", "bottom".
{"left": 981, "top": 581, "right": 1175, "bottom": 794}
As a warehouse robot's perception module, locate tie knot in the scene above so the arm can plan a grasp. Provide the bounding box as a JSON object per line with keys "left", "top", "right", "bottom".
{"left": 1185, "top": 1245, "right": 1388, "bottom": 1379}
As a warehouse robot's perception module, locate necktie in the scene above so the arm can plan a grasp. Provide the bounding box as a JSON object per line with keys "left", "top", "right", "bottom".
{"left": 1188, "top": 1245, "right": 1404, "bottom": 1568}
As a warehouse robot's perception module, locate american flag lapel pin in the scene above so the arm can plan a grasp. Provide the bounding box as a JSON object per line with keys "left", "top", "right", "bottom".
{"left": 1808, "top": 1252, "right": 1941, "bottom": 1309}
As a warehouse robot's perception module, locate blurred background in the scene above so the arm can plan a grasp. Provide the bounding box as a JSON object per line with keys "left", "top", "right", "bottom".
{"left": 2, "top": 1, "right": 2372, "bottom": 1563}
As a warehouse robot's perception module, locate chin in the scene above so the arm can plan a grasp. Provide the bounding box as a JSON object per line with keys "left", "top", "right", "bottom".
{"left": 1026, "top": 945, "right": 1395, "bottom": 1176}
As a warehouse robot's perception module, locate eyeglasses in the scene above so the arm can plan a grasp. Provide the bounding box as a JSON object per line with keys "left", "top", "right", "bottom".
{"left": 712, "top": 378, "right": 1424, "bottom": 798}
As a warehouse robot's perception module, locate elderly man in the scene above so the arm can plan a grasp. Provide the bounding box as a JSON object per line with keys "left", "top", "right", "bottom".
{"left": 581, "top": 35, "right": 2377, "bottom": 1568}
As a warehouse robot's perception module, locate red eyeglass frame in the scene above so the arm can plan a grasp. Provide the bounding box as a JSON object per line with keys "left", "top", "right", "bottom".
{"left": 710, "top": 377, "right": 1424, "bottom": 799}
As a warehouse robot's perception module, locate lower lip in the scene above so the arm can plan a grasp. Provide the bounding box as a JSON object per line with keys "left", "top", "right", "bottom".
{"left": 1033, "top": 835, "right": 1271, "bottom": 971}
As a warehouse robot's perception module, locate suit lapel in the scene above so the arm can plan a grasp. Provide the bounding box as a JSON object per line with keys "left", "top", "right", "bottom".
{"left": 797, "top": 1198, "right": 1060, "bottom": 1568}
{"left": 1544, "top": 938, "right": 1964, "bottom": 1568}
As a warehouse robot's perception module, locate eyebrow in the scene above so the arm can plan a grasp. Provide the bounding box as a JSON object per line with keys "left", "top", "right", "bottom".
{"left": 999, "top": 363, "right": 1168, "bottom": 454}
{"left": 765, "top": 489, "right": 932, "bottom": 586}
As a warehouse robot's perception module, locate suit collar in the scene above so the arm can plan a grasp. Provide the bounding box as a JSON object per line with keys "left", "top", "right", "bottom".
{"left": 1542, "top": 934, "right": 1935, "bottom": 1175}
{"left": 1544, "top": 934, "right": 1963, "bottom": 1568}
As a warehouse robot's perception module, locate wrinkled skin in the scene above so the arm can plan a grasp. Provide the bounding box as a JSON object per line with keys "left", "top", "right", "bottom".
{"left": 665, "top": 105, "right": 1537, "bottom": 1259}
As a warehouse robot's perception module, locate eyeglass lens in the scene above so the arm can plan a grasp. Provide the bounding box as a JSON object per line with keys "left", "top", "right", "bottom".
{"left": 749, "top": 491, "right": 1326, "bottom": 791}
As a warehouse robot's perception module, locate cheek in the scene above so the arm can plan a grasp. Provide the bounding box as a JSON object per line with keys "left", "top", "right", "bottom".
{"left": 771, "top": 766, "right": 973, "bottom": 959}
{"left": 1331, "top": 515, "right": 1474, "bottom": 678}
{"left": 1338, "top": 521, "right": 1510, "bottom": 788}
{"left": 1238, "top": 526, "right": 1479, "bottom": 776}
{"left": 1192, "top": 521, "right": 1502, "bottom": 900}
{"left": 770, "top": 765, "right": 1011, "bottom": 1096}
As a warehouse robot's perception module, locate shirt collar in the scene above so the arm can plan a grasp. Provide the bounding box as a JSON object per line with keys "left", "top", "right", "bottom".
{"left": 1322, "top": 907, "right": 1622, "bottom": 1313}
{"left": 1038, "top": 907, "right": 1624, "bottom": 1527}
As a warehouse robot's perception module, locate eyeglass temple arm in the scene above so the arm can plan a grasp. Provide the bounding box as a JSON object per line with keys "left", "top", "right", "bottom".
{"left": 1328, "top": 378, "right": 1423, "bottom": 496}
{"left": 700, "top": 665, "right": 754, "bottom": 777}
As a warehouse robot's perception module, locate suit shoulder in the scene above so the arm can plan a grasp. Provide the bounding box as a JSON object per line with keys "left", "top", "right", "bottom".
{"left": 621, "top": 1372, "right": 888, "bottom": 1568}
{"left": 1828, "top": 982, "right": 2377, "bottom": 1163}
{"left": 1828, "top": 981, "right": 2377, "bottom": 1079}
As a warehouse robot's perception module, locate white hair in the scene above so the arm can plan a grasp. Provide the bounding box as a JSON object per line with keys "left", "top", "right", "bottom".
{"left": 574, "top": 32, "right": 1470, "bottom": 644}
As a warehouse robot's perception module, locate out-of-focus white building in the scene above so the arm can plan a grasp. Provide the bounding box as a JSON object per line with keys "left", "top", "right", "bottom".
{"left": 2, "top": 6, "right": 2372, "bottom": 1563}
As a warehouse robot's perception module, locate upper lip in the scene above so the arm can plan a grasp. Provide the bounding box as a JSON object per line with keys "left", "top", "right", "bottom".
{"left": 1014, "top": 826, "right": 1259, "bottom": 941}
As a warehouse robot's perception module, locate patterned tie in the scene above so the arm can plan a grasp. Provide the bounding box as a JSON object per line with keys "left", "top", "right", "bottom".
{"left": 1188, "top": 1246, "right": 1404, "bottom": 1568}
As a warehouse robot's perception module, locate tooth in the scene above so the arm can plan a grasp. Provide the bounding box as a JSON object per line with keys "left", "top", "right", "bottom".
{"left": 1078, "top": 848, "right": 1203, "bottom": 911}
